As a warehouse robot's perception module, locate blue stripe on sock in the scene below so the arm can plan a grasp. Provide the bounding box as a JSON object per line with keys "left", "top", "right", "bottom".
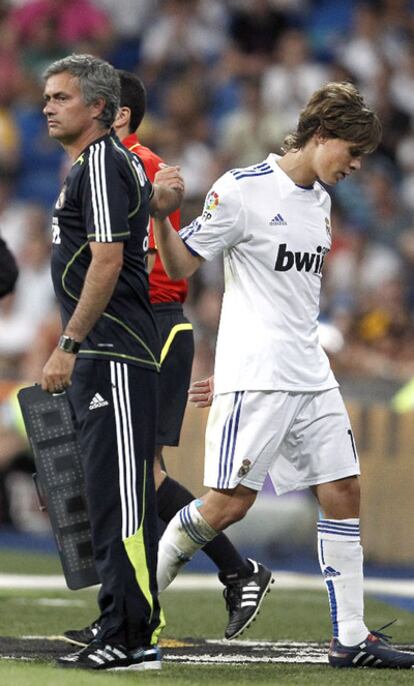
{"left": 326, "top": 579, "right": 338, "bottom": 639}
{"left": 179, "top": 506, "right": 208, "bottom": 545}
{"left": 318, "top": 528, "right": 360, "bottom": 538}
{"left": 318, "top": 521, "right": 359, "bottom": 534}
{"left": 183, "top": 507, "right": 208, "bottom": 545}
{"left": 318, "top": 524, "right": 360, "bottom": 531}
{"left": 319, "top": 539, "right": 325, "bottom": 565}
{"left": 318, "top": 519, "right": 359, "bottom": 528}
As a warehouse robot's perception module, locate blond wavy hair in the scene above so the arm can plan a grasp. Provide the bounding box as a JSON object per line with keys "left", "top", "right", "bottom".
{"left": 283, "top": 82, "right": 382, "bottom": 154}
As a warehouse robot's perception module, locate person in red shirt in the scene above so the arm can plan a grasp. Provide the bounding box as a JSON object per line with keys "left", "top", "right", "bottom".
{"left": 63, "top": 70, "right": 271, "bottom": 647}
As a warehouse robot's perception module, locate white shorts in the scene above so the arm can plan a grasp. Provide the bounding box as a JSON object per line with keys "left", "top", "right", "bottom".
{"left": 204, "top": 388, "right": 360, "bottom": 495}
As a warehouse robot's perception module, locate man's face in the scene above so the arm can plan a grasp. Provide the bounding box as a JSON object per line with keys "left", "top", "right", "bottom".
{"left": 43, "top": 72, "right": 103, "bottom": 145}
{"left": 313, "top": 138, "right": 363, "bottom": 186}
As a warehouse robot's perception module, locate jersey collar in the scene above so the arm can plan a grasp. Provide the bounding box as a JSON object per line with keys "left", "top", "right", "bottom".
{"left": 122, "top": 132, "right": 141, "bottom": 149}
{"left": 266, "top": 153, "right": 315, "bottom": 198}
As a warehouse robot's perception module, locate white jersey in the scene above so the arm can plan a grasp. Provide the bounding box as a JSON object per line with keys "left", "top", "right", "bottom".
{"left": 180, "top": 153, "right": 338, "bottom": 393}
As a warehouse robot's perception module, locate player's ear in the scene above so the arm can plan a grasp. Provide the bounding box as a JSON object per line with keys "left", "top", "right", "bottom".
{"left": 114, "top": 106, "right": 130, "bottom": 128}
{"left": 314, "top": 127, "right": 328, "bottom": 144}
{"left": 91, "top": 97, "right": 106, "bottom": 120}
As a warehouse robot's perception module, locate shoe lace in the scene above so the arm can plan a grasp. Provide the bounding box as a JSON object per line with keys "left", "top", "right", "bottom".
{"left": 223, "top": 582, "right": 242, "bottom": 612}
{"left": 370, "top": 619, "right": 397, "bottom": 642}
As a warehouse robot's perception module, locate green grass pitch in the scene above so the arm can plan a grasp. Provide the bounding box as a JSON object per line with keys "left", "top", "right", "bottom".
{"left": 0, "top": 550, "right": 414, "bottom": 684}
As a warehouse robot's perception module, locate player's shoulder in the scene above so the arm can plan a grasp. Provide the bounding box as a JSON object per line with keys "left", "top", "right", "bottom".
{"left": 110, "top": 134, "right": 149, "bottom": 182}
{"left": 82, "top": 133, "right": 131, "bottom": 171}
{"left": 211, "top": 160, "right": 273, "bottom": 195}
{"left": 82, "top": 134, "right": 148, "bottom": 193}
{"left": 228, "top": 158, "right": 275, "bottom": 184}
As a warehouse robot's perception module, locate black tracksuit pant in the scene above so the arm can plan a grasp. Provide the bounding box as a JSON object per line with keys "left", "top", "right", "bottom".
{"left": 67, "top": 358, "right": 163, "bottom": 648}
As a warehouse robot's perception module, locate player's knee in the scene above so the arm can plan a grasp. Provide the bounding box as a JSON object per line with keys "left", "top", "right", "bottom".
{"left": 334, "top": 475, "right": 360, "bottom": 502}
{"left": 315, "top": 475, "right": 360, "bottom": 518}
{"left": 226, "top": 499, "right": 250, "bottom": 525}
{"left": 200, "top": 485, "right": 256, "bottom": 530}
{"left": 218, "top": 492, "right": 254, "bottom": 526}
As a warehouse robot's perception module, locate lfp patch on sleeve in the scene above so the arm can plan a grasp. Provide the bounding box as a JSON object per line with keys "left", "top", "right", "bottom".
{"left": 202, "top": 190, "right": 220, "bottom": 221}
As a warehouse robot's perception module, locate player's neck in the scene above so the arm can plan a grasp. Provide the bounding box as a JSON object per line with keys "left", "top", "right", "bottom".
{"left": 277, "top": 149, "right": 317, "bottom": 187}
{"left": 62, "top": 126, "right": 110, "bottom": 162}
{"left": 114, "top": 123, "right": 130, "bottom": 142}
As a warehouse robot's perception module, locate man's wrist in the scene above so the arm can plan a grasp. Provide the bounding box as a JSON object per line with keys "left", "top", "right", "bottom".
{"left": 58, "top": 334, "right": 81, "bottom": 354}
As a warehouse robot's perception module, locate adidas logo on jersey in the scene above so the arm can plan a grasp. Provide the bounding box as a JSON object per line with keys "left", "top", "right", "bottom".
{"left": 89, "top": 393, "right": 109, "bottom": 410}
{"left": 269, "top": 213, "right": 287, "bottom": 226}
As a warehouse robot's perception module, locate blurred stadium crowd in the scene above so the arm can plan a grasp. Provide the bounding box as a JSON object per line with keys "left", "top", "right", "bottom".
{"left": 1, "top": 0, "right": 414, "bottom": 530}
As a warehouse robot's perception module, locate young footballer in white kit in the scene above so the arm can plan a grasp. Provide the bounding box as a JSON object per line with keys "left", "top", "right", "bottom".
{"left": 152, "top": 82, "right": 414, "bottom": 668}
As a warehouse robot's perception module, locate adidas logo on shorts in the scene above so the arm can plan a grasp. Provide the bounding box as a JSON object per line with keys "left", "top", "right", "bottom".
{"left": 89, "top": 393, "right": 109, "bottom": 410}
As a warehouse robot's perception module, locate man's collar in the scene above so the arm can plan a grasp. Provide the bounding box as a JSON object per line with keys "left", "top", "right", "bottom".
{"left": 266, "top": 153, "right": 315, "bottom": 198}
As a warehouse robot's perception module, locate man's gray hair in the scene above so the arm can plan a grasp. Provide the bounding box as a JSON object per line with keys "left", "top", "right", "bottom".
{"left": 43, "top": 54, "right": 120, "bottom": 129}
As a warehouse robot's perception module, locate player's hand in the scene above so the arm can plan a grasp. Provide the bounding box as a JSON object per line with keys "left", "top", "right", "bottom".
{"left": 154, "top": 164, "right": 184, "bottom": 194}
{"left": 188, "top": 376, "right": 214, "bottom": 407}
{"left": 151, "top": 164, "right": 184, "bottom": 218}
{"left": 41, "top": 347, "right": 76, "bottom": 393}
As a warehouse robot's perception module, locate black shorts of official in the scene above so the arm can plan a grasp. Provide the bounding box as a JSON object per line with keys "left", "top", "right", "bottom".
{"left": 152, "top": 302, "right": 194, "bottom": 447}
{"left": 66, "top": 358, "right": 163, "bottom": 648}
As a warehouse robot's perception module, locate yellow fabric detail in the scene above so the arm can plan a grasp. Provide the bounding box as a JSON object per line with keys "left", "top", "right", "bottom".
{"left": 151, "top": 608, "right": 166, "bottom": 645}
{"left": 124, "top": 525, "right": 153, "bottom": 616}
{"left": 123, "top": 461, "right": 165, "bottom": 641}
{"left": 160, "top": 323, "right": 193, "bottom": 365}
{"left": 8, "top": 385, "right": 27, "bottom": 439}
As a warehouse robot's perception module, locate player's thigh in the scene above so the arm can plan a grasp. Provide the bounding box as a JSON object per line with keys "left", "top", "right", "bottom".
{"left": 155, "top": 306, "right": 194, "bottom": 447}
{"left": 204, "top": 390, "right": 302, "bottom": 492}
{"left": 270, "top": 388, "right": 360, "bottom": 495}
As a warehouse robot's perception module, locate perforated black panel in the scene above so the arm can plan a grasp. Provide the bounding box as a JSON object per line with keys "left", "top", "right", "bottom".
{"left": 18, "top": 385, "right": 99, "bottom": 590}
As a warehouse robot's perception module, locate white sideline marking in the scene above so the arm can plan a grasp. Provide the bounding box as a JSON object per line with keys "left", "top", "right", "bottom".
{"left": 171, "top": 573, "right": 414, "bottom": 598}
{"left": 1, "top": 572, "right": 414, "bottom": 598}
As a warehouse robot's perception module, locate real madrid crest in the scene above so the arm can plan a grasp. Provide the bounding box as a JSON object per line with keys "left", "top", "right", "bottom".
{"left": 325, "top": 216, "right": 331, "bottom": 238}
{"left": 55, "top": 183, "right": 67, "bottom": 210}
{"left": 237, "top": 459, "right": 252, "bottom": 478}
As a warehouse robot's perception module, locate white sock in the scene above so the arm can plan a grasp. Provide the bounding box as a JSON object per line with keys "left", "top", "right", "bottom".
{"left": 157, "top": 499, "right": 218, "bottom": 592}
{"left": 317, "top": 518, "right": 369, "bottom": 646}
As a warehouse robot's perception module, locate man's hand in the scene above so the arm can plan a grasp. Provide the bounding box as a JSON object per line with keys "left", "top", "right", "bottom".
{"left": 41, "top": 347, "right": 76, "bottom": 393}
{"left": 151, "top": 164, "right": 184, "bottom": 219}
{"left": 154, "top": 163, "right": 184, "bottom": 189}
{"left": 188, "top": 376, "right": 214, "bottom": 407}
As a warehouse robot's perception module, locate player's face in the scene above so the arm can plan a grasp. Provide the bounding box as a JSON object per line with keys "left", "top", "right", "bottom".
{"left": 43, "top": 72, "right": 103, "bottom": 145}
{"left": 313, "top": 138, "right": 363, "bottom": 186}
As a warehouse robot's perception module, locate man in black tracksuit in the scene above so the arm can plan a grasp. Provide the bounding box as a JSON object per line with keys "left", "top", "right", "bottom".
{"left": 41, "top": 53, "right": 183, "bottom": 671}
